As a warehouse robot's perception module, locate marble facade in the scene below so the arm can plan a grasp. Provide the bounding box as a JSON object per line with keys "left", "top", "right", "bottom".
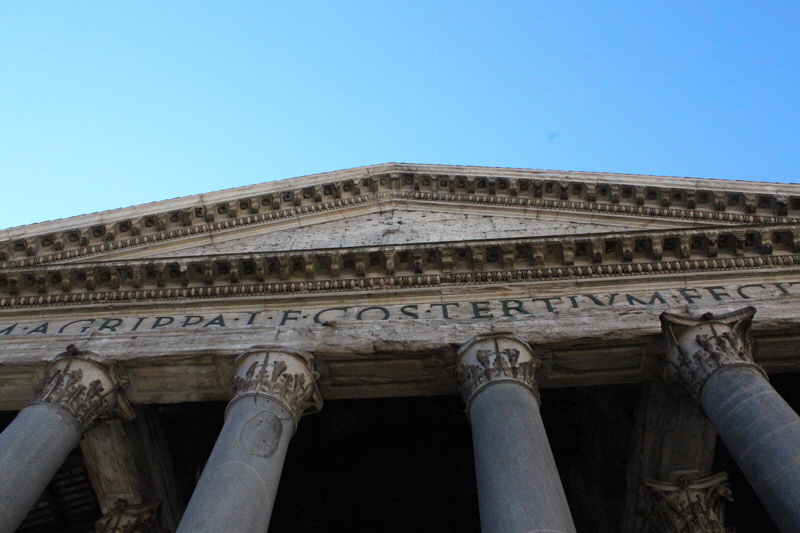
{"left": 2, "top": 163, "right": 800, "bottom": 531}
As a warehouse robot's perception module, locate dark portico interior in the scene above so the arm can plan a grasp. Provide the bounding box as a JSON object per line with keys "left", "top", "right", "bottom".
{"left": 5, "top": 373, "right": 800, "bottom": 532}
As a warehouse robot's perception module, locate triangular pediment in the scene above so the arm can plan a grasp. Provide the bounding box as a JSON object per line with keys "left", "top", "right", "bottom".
{"left": 4, "top": 162, "right": 797, "bottom": 267}
{"left": 0, "top": 163, "right": 798, "bottom": 336}
{"left": 131, "top": 201, "right": 705, "bottom": 259}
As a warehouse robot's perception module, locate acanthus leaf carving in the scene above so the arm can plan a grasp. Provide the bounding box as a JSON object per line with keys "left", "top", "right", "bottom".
{"left": 661, "top": 307, "right": 765, "bottom": 403}
{"left": 232, "top": 347, "right": 322, "bottom": 426}
{"left": 32, "top": 346, "right": 133, "bottom": 432}
{"left": 456, "top": 334, "right": 542, "bottom": 409}
{"left": 644, "top": 473, "right": 733, "bottom": 533}
{"left": 95, "top": 499, "right": 163, "bottom": 533}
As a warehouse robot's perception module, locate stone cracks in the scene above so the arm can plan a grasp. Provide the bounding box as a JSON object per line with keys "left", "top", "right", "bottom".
{"left": 644, "top": 473, "right": 733, "bottom": 533}
{"left": 3, "top": 168, "right": 800, "bottom": 266}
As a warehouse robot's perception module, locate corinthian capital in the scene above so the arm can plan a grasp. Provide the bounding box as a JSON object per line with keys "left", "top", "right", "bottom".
{"left": 33, "top": 345, "right": 134, "bottom": 432}
{"left": 231, "top": 346, "right": 323, "bottom": 426}
{"left": 455, "top": 333, "right": 542, "bottom": 410}
{"left": 660, "top": 306, "right": 765, "bottom": 403}
{"left": 95, "top": 500, "right": 162, "bottom": 533}
{"left": 644, "top": 473, "right": 733, "bottom": 533}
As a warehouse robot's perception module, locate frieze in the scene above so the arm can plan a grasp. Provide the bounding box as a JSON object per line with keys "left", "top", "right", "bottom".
{"left": 0, "top": 282, "right": 797, "bottom": 337}
{"left": 3, "top": 166, "right": 800, "bottom": 266}
{"left": 1, "top": 225, "right": 800, "bottom": 308}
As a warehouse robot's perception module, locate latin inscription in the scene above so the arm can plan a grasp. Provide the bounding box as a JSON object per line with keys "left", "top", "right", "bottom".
{"left": 0, "top": 282, "right": 796, "bottom": 337}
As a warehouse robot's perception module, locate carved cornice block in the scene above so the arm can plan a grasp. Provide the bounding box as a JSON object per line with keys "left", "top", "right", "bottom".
{"left": 230, "top": 346, "right": 323, "bottom": 427}
{"left": 3, "top": 164, "right": 800, "bottom": 267}
{"left": 1, "top": 224, "right": 799, "bottom": 309}
{"left": 32, "top": 345, "right": 134, "bottom": 432}
{"left": 660, "top": 306, "right": 766, "bottom": 404}
{"left": 644, "top": 472, "right": 733, "bottom": 533}
{"left": 455, "top": 333, "right": 542, "bottom": 411}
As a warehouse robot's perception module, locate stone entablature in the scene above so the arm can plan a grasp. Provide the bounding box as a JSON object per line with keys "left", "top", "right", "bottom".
{"left": 0, "top": 224, "right": 798, "bottom": 308}
{"left": 3, "top": 163, "right": 800, "bottom": 267}
{"left": 1, "top": 275, "right": 800, "bottom": 409}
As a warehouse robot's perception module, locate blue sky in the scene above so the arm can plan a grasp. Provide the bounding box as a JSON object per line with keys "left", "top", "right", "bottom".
{"left": 1, "top": 2, "right": 798, "bottom": 229}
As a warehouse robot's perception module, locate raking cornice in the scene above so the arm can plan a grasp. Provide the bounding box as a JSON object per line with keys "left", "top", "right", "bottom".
{"left": 3, "top": 164, "right": 800, "bottom": 268}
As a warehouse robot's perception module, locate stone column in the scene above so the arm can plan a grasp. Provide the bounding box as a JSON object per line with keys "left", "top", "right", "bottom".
{"left": 622, "top": 381, "right": 722, "bottom": 533}
{"left": 0, "top": 345, "right": 132, "bottom": 533}
{"left": 456, "top": 333, "right": 577, "bottom": 533}
{"left": 176, "top": 346, "right": 322, "bottom": 533}
{"left": 82, "top": 406, "right": 184, "bottom": 532}
{"left": 661, "top": 306, "right": 800, "bottom": 533}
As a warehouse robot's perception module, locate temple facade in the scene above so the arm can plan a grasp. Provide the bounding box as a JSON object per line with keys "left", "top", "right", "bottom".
{"left": 1, "top": 163, "right": 800, "bottom": 532}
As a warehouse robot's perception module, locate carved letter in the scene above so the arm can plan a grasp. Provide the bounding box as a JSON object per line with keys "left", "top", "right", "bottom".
{"left": 500, "top": 300, "right": 531, "bottom": 316}
{"left": 626, "top": 292, "right": 667, "bottom": 306}
{"left": 313, "top": 308, "right": 347, "bottom": 324}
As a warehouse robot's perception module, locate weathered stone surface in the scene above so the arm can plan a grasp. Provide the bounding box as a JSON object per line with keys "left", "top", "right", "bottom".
{"left": 0, "top": 350, "right": 133, "bottom": 533}
{"left": 458, "top": 334, "right": 577, "bottom": 533}
{"left": 662, "top": 307, "right": 800, "bottom": 532}
{"left": 0, "top": 403, "right": 81, "bottom": 533}
{"left": 1, "top": 275, "right": 800, "bottom": 408}
{"left": 176, "top": 348, "right": 320, "bottom": 533}
{"left": 82, "top": 407, "right": 184, "bottom": 531}
{"left": 622, "top": 382, "right": 718, "bottom": 533}
{"left": 2, "top": 163, "right": 800, "bottom": 531}
{"left": 701, "top": 366, "right": 800, "bottom": 532}
{"left": 4, "top": 163, "right": 795, "bottom": 268}
{"left": 661, "top": 306, "right": 764, "bottom": 403}
{"left": 81, "top": 418, "right": 146, "bottom": 514}
{"left": 150, "top": 207, "right": 678, "bottom": 257}
{"left": 643, "top": 473, "right": 732, "bottom": 533}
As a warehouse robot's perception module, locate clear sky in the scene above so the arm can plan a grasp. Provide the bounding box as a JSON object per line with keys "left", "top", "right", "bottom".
{"left": 1, "top": 2, "right": 798, "bottom": 229}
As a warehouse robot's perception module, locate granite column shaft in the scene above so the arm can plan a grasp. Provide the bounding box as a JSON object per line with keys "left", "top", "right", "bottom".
{"left": 457, "top": 333, "right": 576, "bottom": 533}
{"left": 662, "top": 306, "right": 800, "bottom": 533}
{"left": 176, "top": 346, "right": 321, "bottom": 533}
{"left": 701, "top": 364, "right": 800, "bottom": 532}
{"left": 0, "top": 347, "right": 131, "bottom": 533}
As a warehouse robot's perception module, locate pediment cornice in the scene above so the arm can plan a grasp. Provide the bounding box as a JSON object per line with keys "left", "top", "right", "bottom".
{"left": 0, "top": 223, "right": 797, "bottom": 310}
{"left": 3, "top": 164, "right": 800, "bottom": 268}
